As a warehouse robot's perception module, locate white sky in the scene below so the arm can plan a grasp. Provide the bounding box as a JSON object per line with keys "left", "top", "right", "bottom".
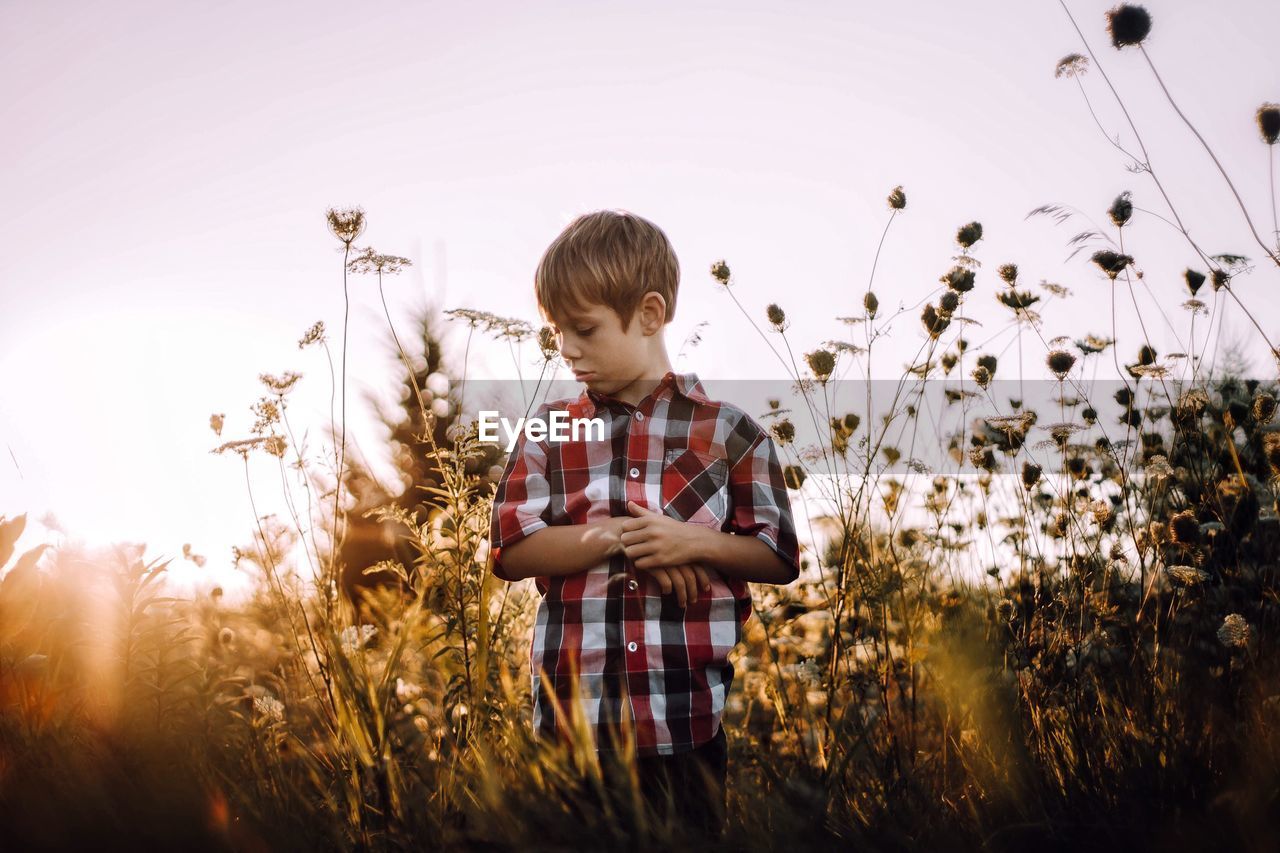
{"left": 3, "top": 0, "right": 1278, "bottom": 593}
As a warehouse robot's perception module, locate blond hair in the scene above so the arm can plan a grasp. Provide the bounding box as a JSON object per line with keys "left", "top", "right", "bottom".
{"left": 534, "top": 210, "right": 679, "bottom": 329}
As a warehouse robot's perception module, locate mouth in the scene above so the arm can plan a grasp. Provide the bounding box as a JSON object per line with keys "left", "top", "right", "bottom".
{"left": 574, "top": 371, "right": 596, "bottom": 382}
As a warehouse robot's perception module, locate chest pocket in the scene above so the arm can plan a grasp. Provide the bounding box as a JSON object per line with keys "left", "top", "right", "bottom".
{"left": 661, "top": 448, "right": 730, "bottom": 529}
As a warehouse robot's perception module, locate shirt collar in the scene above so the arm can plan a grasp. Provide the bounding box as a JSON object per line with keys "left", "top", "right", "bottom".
{"left": 577, "top": 370, "right": 710, "bottom": 417}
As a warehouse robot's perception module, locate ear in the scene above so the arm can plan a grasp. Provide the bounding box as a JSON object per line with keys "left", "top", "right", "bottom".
{"left": 638, "top": 291, "right": 667, "bottom": 335}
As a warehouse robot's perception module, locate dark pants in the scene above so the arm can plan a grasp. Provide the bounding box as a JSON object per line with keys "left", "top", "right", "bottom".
{"left": 603, "top": 725, "right": 728, "bottom": 840}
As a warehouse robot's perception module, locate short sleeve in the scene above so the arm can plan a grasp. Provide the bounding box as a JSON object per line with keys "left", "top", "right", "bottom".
{"left": 488, "top": 402, "right": 554, "bottom": 582}
{"left": 725, "top": 423, "right": 801, "bottom": 581}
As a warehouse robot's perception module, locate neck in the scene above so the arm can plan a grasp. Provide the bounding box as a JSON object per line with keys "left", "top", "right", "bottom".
{"left": 609, "top": 350, "right": 674, "bottom": 407}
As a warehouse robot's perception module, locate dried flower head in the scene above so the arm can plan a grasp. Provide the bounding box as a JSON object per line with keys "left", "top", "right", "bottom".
{"left": 887, "top": 186, "right": 907, "bottom": 210}
{"left": 805, "top": 349, "right": 836, "bottom": 382}
{"left": 1106, "top": 5, "right": 1152, "bottom": 49}
{"left": 1021, "top": 461, "right": 1042, "bottom": 490}
{"left": 710, "top": 259, "right": 732, "bottom": 286}
{"left": 1165, "top": 565, "right": 1210, "bottom": 588}
{"left": 1259, "top": 103, "right": 1280, "bottom": 145}
{"left": 771, "top": 419, "right": 796, "bottom": 445}
{"left": 1183, "top": 268, "right": 1206, "bottom": 296}
{"left": 1047, "top": 350, "right": 1077, "bottom": 378}
{"left": 997, "top": 263, "right": 1018, "bottom": 285}
{"left": 537, "top": 325, "right": 559, "bottom": 360}
{"left": 921, "top": 303, "right": 949, "bottom": 338}
{"left": 263, "top": 435, "right": 288, "bottom": 459}
{"left": 939, "top": 290, "right": 960, "bottom": 314}
{"left": 996, "top": 598, "right": 1016, "bottom": 622}
{"left": 347, "top": 246, "right": 412, "bottom": 275}
{"left": 956, "top": 222, "right": 984, "bottom": 249}
{"left": 1107, "top": 192, "right": 1133, "bottom": 227}
{"left": 864, "top": 291, "right": 879, "bottom": 316}
{"left": 218, "top": 627, "right": 235, "bottom": 646}
{"left": 783, "top": 465, "right": 806, "bottom": 490}
{"left": 1168, "top": 510, "right": 1200, "bottom": 546}
{"left": 1252, "top": 392, "right": 1276, "bottom": 424}
{"left": 298, "top": 320, "right": 326, "bottom": 349}
{"left": 1054, "top": 53, "right": 1089, "bottom": 79}
{"left": 210, "top": 413, "right": 225, "bottom": 436}
{"left": 1263, "top": 433, "right": 1280, "bottom": 476}
{"left": 259, "top": 371, "right": 302, "bottom": 396}
{"left": 1091, "top": 250, "right": 1134, "bottom": 280}
{"left": 971, "top": 365, "right": 991, "bottom": 388}
{"left": 1145, "top": 454, "right": 1174, "bottom": 481}
{"left": 942, "top": 266, "right": 975, "bottom": 293}
{"left": 253, "top": 694, "right": 285, "bottom": 722}
{"left": 326, "top": 208, "right": 366, "bottom": 245}
{"left": 766, "top": 303, "right": 787, "bottom": 330}
{"left": 1217, "top": 613, "right": 1251, "bottom": 648}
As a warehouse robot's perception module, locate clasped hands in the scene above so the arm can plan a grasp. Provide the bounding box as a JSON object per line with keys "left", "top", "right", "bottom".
{"left": 617, "top": 500, "right": 721, "bottom": 607}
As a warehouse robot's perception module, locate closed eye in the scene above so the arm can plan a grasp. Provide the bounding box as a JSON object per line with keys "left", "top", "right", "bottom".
{"left": 576, "top": 327, "right": 595, "bottom": 337}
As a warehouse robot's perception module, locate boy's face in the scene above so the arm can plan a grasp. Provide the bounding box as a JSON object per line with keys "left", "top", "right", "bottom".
{"left": 548, "top": 300, "right": 656, "bottom": 397}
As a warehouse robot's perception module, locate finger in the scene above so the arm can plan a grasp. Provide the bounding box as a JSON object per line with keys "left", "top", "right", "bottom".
{"left": 626, "top": 500, "right": 653, "bottom": 517}
{"left": 666, "top": 566, "right": 689, "bottom": 608}
{"left": 678, "top": 566, "right": 699, "bottom": 604}
{"left": 692, "top": 563, "right": 713, "bottom": 595}
{"left": 625, "top": 542, "right": 662, "bottom": 563}
{"left": 647, "top": 567, "right": 674, "bottom": 595}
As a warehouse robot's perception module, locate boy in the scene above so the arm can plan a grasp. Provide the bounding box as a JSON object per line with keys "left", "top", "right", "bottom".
{"left": 488, "top": 210, "right": 801, "bottom": 838}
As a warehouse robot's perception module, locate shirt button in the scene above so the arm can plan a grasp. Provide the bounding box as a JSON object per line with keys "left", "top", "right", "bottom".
{"left": 635, "top": 411, "right": 644, "bottom": 421}
{"left": 627, "top": 641, "right": 638, "bottom": 652}
{"left": 627, "top": 579, "right": 639, "bottom": 591}
{"left": 629, "top": 467, "right": 640, "bottom": 478}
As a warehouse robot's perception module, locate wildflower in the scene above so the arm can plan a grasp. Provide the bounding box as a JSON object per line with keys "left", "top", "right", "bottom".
{"left": 771, "top": 419, "right": 796, "bottom": 445}
{"left": 1182, "top": 299, "right": 1208, "bottom": 315}
{"left": 921, "top": 304, "right": 948, "bottom": 338}
{"left": 211, "top": 586, "right": 223, "bottom": 600}
{"left": 969, "top": 446, "right": 996, "bottom": 472}
{"left": 971, "top": 365, "right": 991, "bottom": 388}
{"left": 1090, "top": 500, "right": 1113, "bottom": 526}
{"left": 1145, "top": 454, "right": 1173, "bottom": 481}
{"left": 998, "top": 290, "right": 1040, "bottom": 311}
{"left": 1091, "top": 250, "right": 1134, "bottom": 279}
{"left": 395, "top": 677, "right": 424, "bottom": 703}
{"left": 1217, "top": 613, "right": 1251, "bottom": 648}
{"left": 1264, "top": 433, "right": 1280, "bottom": 476}
{"left": 1021, "top": 461, "right": 1042, "bottom": 489}
{"left": 887, "top": 186, "right": 907, "bottom": 210}
{"left": 956, "top": 222, "right": 983, "bottom": 249}
{"left": 253, "top": 694, "right": 285, "bottom": 722}
{"left": 298, "top": 320, "right": 326, "bottom": 349}
{"left": 864, "top": 291, "right": 879, "bottom": 316}
{"left": 783, "top": 465, "right": 806, "bottom": 490}
{"left": 218, "top": 627, "right": 235, "bottom": 646}
{"left": 1106, "top": 4, "right": 1152, "bottom": 49}
{"left": 996, "top": 599, "right": 1016, "bottom": 622}
{"left": 250, "top": 398, "right": 281, "bottom": 435}
{"left": 1076, "top": 334, "right": 1113, "bottom": 355}
{"left": 997, "top": 263, "right": 1018, "bottom": 285}
{"left": 347, "top": 246, "right": 412, "bottom": 275}
{"left": 210, "top": 437, "right": 268, "bottom": 458}
{"left": 1252, "top": 392, "right": 1276, "bottom": 424}
{"left": 1182, "top": 268, "right": 1206, "bottom": 296}
{"left": 1107, "top": 192, "right": 1133, "bottom": 227}
{"left": 766, "top": 303, "right": 787, "bottom": 330}
{"left": 325, "top": 207, "right": 366, "bottom": 246}
{"left": 805, "top": 349, "right": 836, "bottom": 382}
{"left": 1259, "top": 103, "right": 1280, "bottom": 145}
{"left": 842, "top": 413, "right": 860, "bottom": 432}
{"left": 939, "top": 290, "right": 960, "bottom": 314}
{"left": 263, "top": 435, "right": 287, "bottom": 459}
{"left": 340, "top": 624, "right": 377, "bottom": 654}
{"left": 942, "top": 266, "right": 975, "bottom": 293}
{"left": 710, "top": 259, "right": 732, "bottom": 286}
{"left": 537, "top": 326, "right": 559, "bottom": 360}
{"left": 1165, "top": 565, "right": 1209, "bottom": 588}
{"left": 210, "top": 413, "right": 225, "bottom": 436}
{"left": 1211, "top": 269, "right": 1230, "bottom": 290}
{"left": 1047, "top": 350, "right": 1076, "bottom": 378}
{"left": 1054, "top": 53, "right": 1089, "bottom": 78}
{"left": 259, "top": 371, "right": 302, "bottom": 396}
{"left": 1169, "top": 510, "right": 1200, "bottom": 546}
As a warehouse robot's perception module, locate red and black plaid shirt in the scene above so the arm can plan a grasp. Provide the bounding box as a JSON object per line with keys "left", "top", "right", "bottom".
{"left": 489, "top": 370, "right": 800, "bottom": 756}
